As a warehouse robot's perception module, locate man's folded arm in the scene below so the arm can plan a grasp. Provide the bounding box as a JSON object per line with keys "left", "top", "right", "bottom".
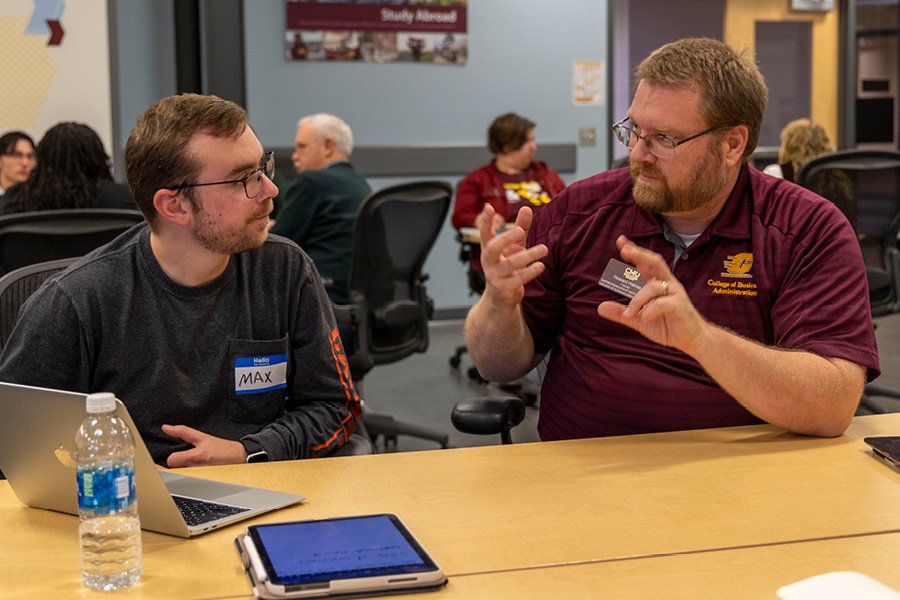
{"left": 687, "top": 325, "right": 865, "bottom": 437}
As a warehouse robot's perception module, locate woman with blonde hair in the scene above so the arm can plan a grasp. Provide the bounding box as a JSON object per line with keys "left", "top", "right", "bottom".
{"left": 763, "top": 118, "right": 833, "bottom": 182}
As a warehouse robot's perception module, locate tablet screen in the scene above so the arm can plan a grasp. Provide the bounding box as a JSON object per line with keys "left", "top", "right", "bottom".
{"left": 248, "top": 514, "right": 439, "bottom": 586}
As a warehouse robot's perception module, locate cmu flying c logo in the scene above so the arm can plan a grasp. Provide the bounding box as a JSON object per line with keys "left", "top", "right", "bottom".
{"left": 721, "top": 252, "right": 753, "bottom": 279}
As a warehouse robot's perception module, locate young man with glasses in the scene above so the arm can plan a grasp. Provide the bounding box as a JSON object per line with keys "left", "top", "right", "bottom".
{"left": 0, "top": 94, "right": 360, "bottom": 466}
{"left": 465, "top": 38, "right": 878, "bottom": 440}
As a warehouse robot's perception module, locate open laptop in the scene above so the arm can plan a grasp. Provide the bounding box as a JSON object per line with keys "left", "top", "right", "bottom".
{"left": 0, "top": 382, "right": 305, "bottom": 537}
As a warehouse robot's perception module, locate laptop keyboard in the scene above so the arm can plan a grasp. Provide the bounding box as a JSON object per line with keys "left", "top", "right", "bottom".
{"left": 173, "top": 495, "right": 251, "bottom": 527}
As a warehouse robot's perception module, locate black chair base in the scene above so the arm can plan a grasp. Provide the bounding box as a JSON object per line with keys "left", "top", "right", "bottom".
{"left": 449, "top": 344, "right": 488, "bottom": 383}
{"left": 364, "top": 412, "right": 450, "bottom": 452}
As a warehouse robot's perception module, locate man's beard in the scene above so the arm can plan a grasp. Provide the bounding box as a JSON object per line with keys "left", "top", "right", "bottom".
{"left": 190, "top": 200, "right": 273, "bottom": 255}
{"left": 630, "top": 145, "right": 728, "bottom": 214}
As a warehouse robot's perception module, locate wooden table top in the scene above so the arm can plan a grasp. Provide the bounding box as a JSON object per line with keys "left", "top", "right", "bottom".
{"left": 2, "top": 413, "right": 898, "bottom": 598}
{"left": 399, "top": 531, "right": 900, "bottom": 600}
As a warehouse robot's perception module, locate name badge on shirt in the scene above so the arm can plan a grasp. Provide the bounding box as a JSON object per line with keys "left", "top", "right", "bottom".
{"left": 598, "top": 258, "right": 646, "bottom": 299}
{"left": 234, "top": 354, "right": 288, "bottom": 395}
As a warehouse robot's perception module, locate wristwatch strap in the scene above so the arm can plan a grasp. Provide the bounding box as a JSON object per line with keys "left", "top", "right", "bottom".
{"left": 241, "top": 439, "right": 269, "bottom": 463}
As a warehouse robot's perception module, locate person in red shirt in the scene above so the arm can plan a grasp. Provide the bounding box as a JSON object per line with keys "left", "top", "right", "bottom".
{"left": 465, "top": 38, "right": 877, "bottom": 440}
{"left": 452, "top": 113, "right": 565, "bottom": 292}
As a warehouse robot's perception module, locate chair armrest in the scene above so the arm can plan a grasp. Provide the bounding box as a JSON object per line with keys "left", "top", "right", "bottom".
{"left": 451, "top": 396, "right": 526, "bottom": 436}
{"left": 326, "top": 434, "right": 374, "bottom": 457}
{"left": 331, "top": 300, "right": 374, "bottom": 380}
{"left": 373, "top": 300, "right": 422, "bottom": 329}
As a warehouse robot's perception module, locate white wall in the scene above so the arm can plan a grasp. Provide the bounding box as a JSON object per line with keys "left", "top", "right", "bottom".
{"left": 0, "top": 1, "right": 113, "bottom": 159}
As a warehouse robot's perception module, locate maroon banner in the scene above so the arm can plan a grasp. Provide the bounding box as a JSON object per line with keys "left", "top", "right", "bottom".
{"left": 286, "top": 3, "right": 467, "bottom": 34}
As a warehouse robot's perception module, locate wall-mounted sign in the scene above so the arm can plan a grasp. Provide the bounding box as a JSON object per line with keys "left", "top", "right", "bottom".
{"left": 573, "top": 60, "right": 605, "bottom": 106}
{"left": 285, "top": 1, "right": 468, "bottom": 65}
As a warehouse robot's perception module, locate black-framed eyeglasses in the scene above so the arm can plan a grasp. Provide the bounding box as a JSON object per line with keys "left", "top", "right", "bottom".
{"left": 612, "top": 118, "right": 717, "bottom": 159}
{"left": 166, "top": 151, "right": 275, "bottom": 199}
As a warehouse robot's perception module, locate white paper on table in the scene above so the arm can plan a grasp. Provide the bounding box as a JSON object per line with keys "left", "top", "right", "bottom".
{"left": 777, "top": 571, "right": 900, "bottom": 600}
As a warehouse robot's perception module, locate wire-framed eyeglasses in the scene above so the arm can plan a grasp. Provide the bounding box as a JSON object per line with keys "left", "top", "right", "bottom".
{"left": 166, "top": 151, "right": 275, "bottom": 199}
{"left": 612, "top": 118, "right": 718, "bottom": 159}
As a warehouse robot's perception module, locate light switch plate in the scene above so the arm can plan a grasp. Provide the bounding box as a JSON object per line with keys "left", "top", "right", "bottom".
{"left": 578, "top": 127, "right": 597, "bottom": 147}
{"left": 791, "top": 0, "right": 833, "bottom": 11}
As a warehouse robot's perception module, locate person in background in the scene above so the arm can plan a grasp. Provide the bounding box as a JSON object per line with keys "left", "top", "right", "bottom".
{"left": 465, "top": 38, "right": 876, "bottom": 442}
{"left": 270, "top": 113, "right": 370, "bottom": 304}
{"left": 762, "top": 118, "right": 833, "bottom": 183}
{"left": 0, "top": 94, "right": 360, "bottom": 466}
{"left": 0, "top": 131, "right": 36, "bottom": 196}
{"left": 452, "top": 112, "right": 565, "bottom": 293}
{"left": 0, "top": 122, "right": 133, "bottom": 214}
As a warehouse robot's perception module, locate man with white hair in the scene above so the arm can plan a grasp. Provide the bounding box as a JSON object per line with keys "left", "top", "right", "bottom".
{"left": 271, "top": 114, "right": 371, "bottom": 304}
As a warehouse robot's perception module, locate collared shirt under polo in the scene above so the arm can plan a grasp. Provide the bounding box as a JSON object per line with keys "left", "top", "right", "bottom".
{"left": 523, "top": 164, "right": 879, "bottom": 441}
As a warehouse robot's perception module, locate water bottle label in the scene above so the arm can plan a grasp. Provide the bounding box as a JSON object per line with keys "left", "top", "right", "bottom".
{"left": 77, "top": 464, "right": 136, "bottom": 514}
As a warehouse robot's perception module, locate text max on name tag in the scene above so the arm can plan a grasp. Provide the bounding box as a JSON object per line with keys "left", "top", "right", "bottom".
{"left": 234, "top": 354, "right": 288, "bottom": 395}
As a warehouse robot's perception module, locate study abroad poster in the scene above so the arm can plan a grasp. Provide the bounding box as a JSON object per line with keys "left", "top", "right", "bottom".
{"left": 284, "top": 1, "right": 468, "bottom": 65}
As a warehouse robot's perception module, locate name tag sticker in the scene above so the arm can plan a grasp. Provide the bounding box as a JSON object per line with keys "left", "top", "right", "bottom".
{"left": 598, "top": 258, "right": 646, "bottom": 299}
{"left": 234, "top": 354, "right": 288, "bottom": 395}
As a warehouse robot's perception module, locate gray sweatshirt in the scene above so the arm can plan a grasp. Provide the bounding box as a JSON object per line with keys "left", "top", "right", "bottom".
{"left": 0, "top": 224, "right": 360, "bottom": 463}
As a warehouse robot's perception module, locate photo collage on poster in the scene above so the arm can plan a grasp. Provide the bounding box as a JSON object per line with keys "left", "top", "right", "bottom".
{"left": 284, "top": 1, "right": 468, "bottom": 65}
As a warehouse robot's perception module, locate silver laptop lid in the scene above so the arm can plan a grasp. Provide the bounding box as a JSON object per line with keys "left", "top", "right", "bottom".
{"left": 0, "top": 382, "right": 303, "bottom": 537}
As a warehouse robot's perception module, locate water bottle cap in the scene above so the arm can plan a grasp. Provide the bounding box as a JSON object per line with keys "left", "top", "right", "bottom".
{"left": 85, "top": 392, "right": 117, "bottom": 413}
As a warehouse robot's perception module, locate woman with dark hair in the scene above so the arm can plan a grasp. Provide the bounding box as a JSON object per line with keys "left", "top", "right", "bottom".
{"left": 0, "top": 131, "right": 36, "bottom": 195}
{"left": 451, "top": 112, "right": 565, "bottom": 292}
{"left": 0, "top": 122, "right": 133, "bottom": 214}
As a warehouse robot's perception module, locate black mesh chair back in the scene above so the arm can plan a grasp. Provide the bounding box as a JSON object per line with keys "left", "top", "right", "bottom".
{"left": 0, "top": 258, "right": 77, "bottom": 350}
{"left": 0, "top": 209, "right": 145, "bottom": 276}
{"left": 347, "top": 181, "right": 451, "bottom": 367}
{"left": 334, "top": 180, "right": 452, "bottom": 451}
{"left": 797, "top": 150, "right": 900, "bottom": 318}
{"left": 797, "top": 149, "right": 900, "bottom": 413}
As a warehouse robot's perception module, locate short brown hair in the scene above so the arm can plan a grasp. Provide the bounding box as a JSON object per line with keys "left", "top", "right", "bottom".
{"left": 635, "top": 38, "right": 767, "bottom": 159}
{"left": 124, "top": 93, "right": 248, "bottom": 222}
{"left": 488, "top": 113, "right": 535, "bottom": 155}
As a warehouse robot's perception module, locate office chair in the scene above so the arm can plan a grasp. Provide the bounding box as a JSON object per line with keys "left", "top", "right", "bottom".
{"left": 0, "top": 257, "right": 79, "bottom": 479}
{"left": 451, "top": 396, "right": 526, "bottom": 445}
{"left": 797, "top": 149, "right": 900, "bottom": 412}
{"left": 333, "top": 180, "right": 453, "bottom": 451}
{"left": 450, "top": 354, "right": 547, "bottom": 444}
{"left": 0, "top": 257, "right": 78, "bottom": 351}
{"left": 0, "top": 208, "right": 145, "bottom": 276}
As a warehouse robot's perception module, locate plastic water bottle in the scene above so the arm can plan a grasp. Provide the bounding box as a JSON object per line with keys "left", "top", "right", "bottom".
{"left": 75, "top": 392, "right": 142, "bottom": 590}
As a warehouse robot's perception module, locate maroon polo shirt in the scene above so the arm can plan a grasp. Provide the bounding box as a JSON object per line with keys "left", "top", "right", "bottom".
{"left": 523, "top": 164, "right": 879, "bottom": 441}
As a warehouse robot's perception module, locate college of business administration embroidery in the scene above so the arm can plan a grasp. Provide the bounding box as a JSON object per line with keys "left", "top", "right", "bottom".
{"left": 707, "top": 252, "right": 758, "bottom": 296}
{"left": 234, "top": 354, "right": 288, "bottom": 395}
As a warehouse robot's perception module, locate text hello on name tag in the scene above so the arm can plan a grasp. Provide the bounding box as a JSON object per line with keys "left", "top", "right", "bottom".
{"left": 598, "top": 258, "right": 646, "bottom": 299}
{"left": 234, "top": 354, "right": 288, "bottom": 395}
